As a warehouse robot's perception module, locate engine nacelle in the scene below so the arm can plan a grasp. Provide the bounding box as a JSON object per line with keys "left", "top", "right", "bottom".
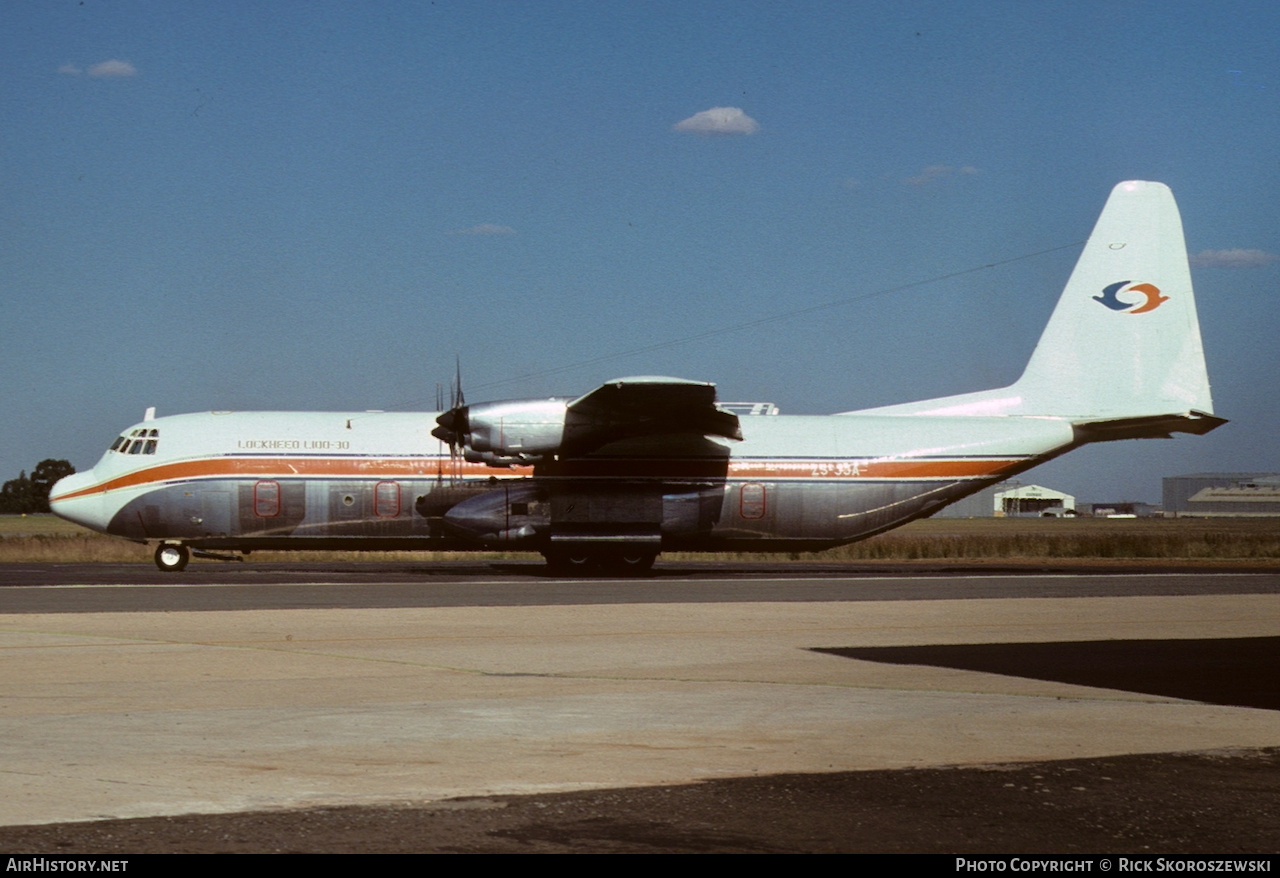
{"left": 431, "top": 376, "right": 743, "bottom": 469}
{"left": 466, "top": 397, "right": 568, "bottom": 454}
{"left": 463, "top": 448, "right": 541, "bottom": 467}
{"left": 434, "top": 398, "right": 569, "bottom": 465}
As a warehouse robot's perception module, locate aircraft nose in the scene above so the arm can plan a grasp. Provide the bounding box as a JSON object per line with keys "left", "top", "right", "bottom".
{"left": 49, "top": 471, "right": 108, "bottom": 534}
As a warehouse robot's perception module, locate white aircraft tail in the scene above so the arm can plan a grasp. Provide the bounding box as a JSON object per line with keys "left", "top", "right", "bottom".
{"left": 855, "top": 181, "right": 1223, "bottom": 439}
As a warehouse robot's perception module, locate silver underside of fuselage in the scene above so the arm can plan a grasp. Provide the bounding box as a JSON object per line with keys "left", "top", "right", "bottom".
{"left": 97, "top": 471, "right": 1017, "bottom": 553}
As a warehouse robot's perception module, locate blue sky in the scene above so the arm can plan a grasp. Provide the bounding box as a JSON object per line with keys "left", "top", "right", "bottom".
{"left": 3, "top": 1, "right": 1277, "bottom": 503}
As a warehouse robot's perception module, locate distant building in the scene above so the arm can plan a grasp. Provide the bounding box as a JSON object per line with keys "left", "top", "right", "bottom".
{"left": 993, "top": 484, "right": 1075, "bottom": 518}
{"left": 933, "top": 482, "right": 1077, "bottom": 518}
{"left": 1081, "top": 501, "right": 1161, "bottom": 518}
{"left": 1163, "top": 473, "right": 1280, "bottom": 517}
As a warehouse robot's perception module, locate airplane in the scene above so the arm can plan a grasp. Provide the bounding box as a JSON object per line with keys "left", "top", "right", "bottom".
{"left": 50, "top": 181, "right": 1224, "bottom": 573}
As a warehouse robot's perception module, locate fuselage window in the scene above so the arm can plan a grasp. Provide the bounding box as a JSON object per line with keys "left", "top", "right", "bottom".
{"left": 740, "top": 483, "right": 767, "bottom": 519}
{"left": 254, "top": 480, "right": 281, "bottom": 517}
{"left": 375, "top": 481, "right": 400, "bottom": 517}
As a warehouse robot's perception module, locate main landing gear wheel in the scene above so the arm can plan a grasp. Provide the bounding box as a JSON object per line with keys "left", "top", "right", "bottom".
{"left": 602, "top": 552, "right": 657, "bottom": 575}
{"left": 154, "top": 543, "right": 189, "bottom": 572}
{"left": 543, "top": 550, "right": 657, "bottom": 576}
{"left": 543, "top": 550, "right": 596, "bottom": 576}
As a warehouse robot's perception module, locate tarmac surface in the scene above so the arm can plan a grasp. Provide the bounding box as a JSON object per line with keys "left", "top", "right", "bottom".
{"left": 1, "top": 561, "right": 1277, "bottom": 853}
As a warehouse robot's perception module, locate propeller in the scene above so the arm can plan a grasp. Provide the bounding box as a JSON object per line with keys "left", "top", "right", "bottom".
{"left": 431, "top": 357, "right": 470, "bottom": 472}
{"left": 433, "top": 382, "right": 446, "bottom": 485}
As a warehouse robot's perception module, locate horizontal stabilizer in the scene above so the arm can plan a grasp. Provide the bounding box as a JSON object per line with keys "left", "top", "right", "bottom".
{"left": 1071, "top": 410, "right": 1227, "bottom": 443}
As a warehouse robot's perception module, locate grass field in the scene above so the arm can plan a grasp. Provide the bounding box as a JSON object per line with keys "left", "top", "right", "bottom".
{"left": 0, "top": 514, "right": 88, "bottom": 537}
{"left": 786, "top": 516, "right": 1280, "bottom": 564}
{"left": 3, "top": 514, "right": 1279, "bottom": 565}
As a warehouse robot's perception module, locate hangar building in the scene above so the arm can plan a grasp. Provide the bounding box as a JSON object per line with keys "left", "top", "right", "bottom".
{"left": 934, "top": 482, "right": 1075, "bottom": 518}
{"left": 1163, "top": 473, "right": 1280, "bottom": 517}
{"left": 993, "top": 484, "right": 1075, "bottom": 517}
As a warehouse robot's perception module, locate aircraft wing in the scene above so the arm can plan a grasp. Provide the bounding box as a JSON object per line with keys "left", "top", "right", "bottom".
{"left": 562, "top": 376, "right": 743, "bottom": 455}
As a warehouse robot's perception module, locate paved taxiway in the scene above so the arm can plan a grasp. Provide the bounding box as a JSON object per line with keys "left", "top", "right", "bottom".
{"left": 1, "top": 562, "right": 1277, "bottom": 827}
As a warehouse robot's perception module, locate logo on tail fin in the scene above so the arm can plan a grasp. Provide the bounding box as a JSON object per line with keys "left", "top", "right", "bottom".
{"left": 1093, "top": 281, "right": 1169, "bottom": 313}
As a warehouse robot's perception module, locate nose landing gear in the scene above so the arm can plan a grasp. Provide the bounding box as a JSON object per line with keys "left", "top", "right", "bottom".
{"left": 154, "top": 542, "right": 190, "bottom": 572}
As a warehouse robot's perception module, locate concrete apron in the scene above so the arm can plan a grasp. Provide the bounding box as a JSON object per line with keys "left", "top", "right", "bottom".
{"left": 1, "top": 594, "right": 1278, "bottom": 826}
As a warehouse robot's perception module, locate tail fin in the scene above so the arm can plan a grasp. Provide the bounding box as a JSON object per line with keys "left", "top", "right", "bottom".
{"left": 1016, "top": 181, "right": 1215, "bottom": 421}
{"left": 853, "top": 181, "right": 1224, "bottom": 438}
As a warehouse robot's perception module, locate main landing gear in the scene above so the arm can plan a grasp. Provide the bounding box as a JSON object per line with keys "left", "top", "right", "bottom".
{"left": 542, "top": 549, "right": 657, "bottom": 576}
{"left": 154, "top": 542, "right": 189, "bottom": 572}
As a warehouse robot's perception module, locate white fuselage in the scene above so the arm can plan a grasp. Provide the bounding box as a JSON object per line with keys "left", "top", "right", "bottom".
{"left": 50, "top": 408, "right": 1075, "bottom": 552}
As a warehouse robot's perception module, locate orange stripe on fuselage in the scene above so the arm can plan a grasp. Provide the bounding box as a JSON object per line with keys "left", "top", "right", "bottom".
{"left": 56, "top": 454, "right": 1027, "bottom": 502}
{"left": 726, "top": 458, "right": 1023, "bottom": 480}
{"left": 54, "top": 456, "right": 525, "bottom": 502}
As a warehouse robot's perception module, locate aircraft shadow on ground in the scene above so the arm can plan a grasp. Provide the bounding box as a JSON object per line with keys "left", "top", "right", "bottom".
{"left": 814, "top": 637, "right": 1280, "bottom": 711}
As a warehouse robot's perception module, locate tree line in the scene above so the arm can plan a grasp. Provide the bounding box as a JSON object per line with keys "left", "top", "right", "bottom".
{"left": 0, "top": 460, "right": 76, "bottom": 514}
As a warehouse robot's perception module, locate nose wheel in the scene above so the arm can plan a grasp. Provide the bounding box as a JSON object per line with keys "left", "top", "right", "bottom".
{"left": 154, "top": 543, "right": 190, "bottom": 572}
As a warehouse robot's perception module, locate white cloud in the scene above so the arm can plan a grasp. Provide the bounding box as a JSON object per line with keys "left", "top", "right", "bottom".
{"left": 449, "top": 223, "right": 516, "bottom": 236}
{"left": 1190, "top": 248, "right": 1278, "bottom": 268}
{"left": 903, "top": 164, "right": 978, "bottom": 186}
{"left": 673, "top": 106, "right": 759, "bottom": 136}
{"left": 87, "top": 59, "right": 137, "bottom": 78}
{"left": 58, "top": 64, "right": 81, "bottom": 75}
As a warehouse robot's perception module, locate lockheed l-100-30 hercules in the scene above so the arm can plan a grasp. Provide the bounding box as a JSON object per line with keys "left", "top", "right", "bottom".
{"left": 50, "top": 181, "right": 1224, "bottom": 572}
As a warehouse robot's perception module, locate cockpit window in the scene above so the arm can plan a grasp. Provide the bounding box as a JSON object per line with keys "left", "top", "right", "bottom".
{"left": 110, "top": 430, "right": 160, "bottom": 454}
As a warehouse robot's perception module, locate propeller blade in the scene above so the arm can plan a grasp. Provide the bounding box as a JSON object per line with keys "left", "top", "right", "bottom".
{"left": 454, "top": 355, "right": 465, "bottom": 409}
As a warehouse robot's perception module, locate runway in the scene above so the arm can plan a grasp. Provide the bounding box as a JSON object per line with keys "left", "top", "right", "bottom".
{"left": 3, "top": 561, "right": 1278, "bottom": 611}
{"left": 1, "top": 562, "right": 1278, "bottom": 829}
